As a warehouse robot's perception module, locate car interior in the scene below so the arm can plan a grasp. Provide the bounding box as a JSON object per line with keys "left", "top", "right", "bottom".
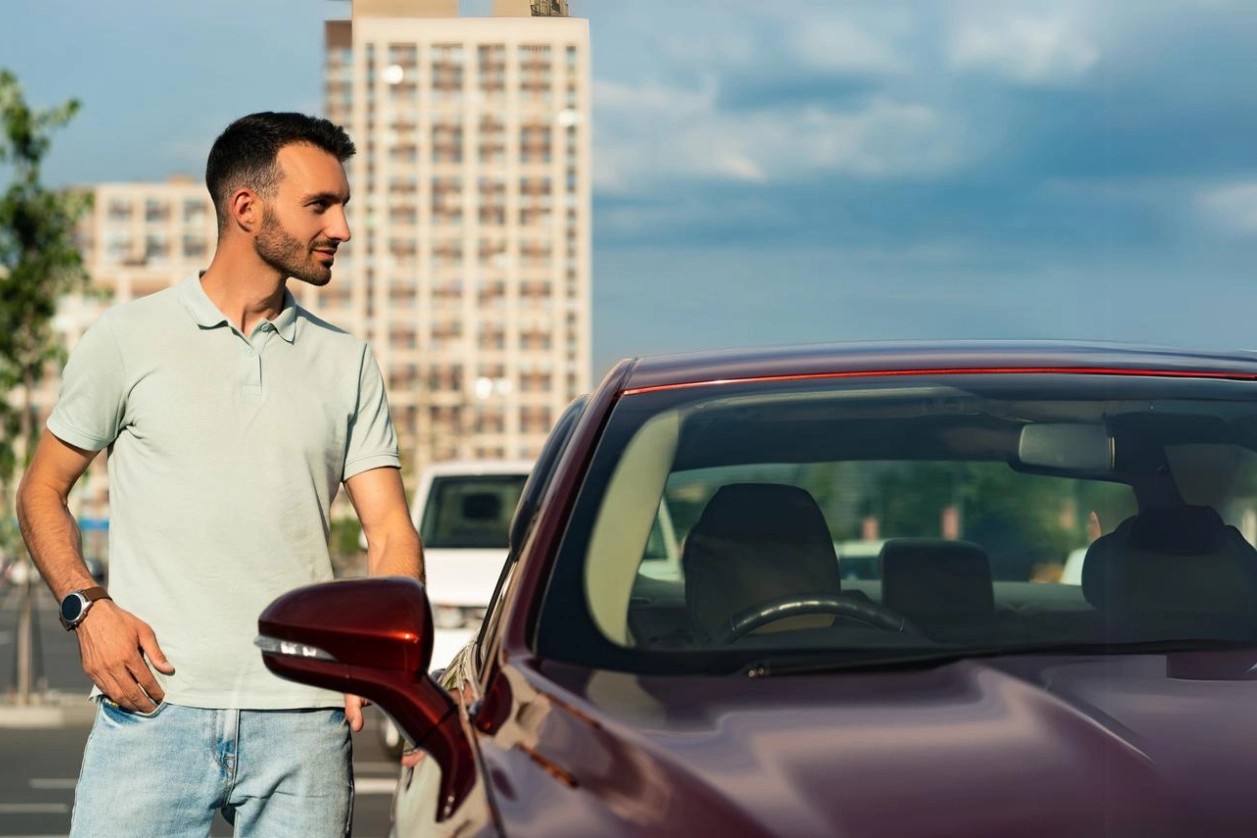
{"left": 565, "top": 378, "right": 1257, "bottom": 658}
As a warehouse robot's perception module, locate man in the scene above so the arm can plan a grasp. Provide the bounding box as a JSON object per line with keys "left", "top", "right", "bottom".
{"left": 16, "top": 112, "right": 422, "bottom": 837}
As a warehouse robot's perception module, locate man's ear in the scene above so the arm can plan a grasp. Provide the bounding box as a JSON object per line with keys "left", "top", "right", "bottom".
{"left": 228, "top": 187, "right": 261, "bottom": 234}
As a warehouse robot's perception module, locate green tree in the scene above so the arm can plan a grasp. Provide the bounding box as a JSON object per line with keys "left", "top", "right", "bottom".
{"left": 876, "top": 461, "right": 1084, "bottom": 579}
{"left": 0, "top": 69, "right": 91, "bottom": 702}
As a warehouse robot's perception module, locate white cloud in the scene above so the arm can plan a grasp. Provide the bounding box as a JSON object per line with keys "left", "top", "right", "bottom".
{"left": 630, "top": 2, "right": 916, "bottom": 83}
{"left": 790, "top": 16, "right": 910, "bottom": 76}
{"left": 946, "top": 2, "right": 1100, "bottom": 85}
{"left": 593, "top": 78, "right": 965, "bottom": 194}
{"left": 1197, "top": 182, "right": 1257, "bottom": 234}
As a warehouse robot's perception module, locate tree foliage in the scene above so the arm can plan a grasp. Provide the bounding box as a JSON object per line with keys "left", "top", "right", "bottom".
{"left": 0, "top": 69, "right": 91, "bottom": 549}
{"left": 875, "top": 461, "right": 1135, "bottom": 580}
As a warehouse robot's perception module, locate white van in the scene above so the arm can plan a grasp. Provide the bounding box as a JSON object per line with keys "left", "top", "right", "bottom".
{"left": 410, "top": 459, "right": 533, "bottom": 669}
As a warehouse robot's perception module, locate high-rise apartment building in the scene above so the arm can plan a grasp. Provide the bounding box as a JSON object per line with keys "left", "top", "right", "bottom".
{"left": 305, "top": 0, "right": 592, "bottom": 474}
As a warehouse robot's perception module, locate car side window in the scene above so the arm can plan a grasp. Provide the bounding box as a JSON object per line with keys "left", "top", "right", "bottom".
{"left": 474, "top": 395, "right": 588, "bottom": 672}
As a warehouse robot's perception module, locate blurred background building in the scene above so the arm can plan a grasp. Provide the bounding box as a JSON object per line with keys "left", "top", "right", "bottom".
{"left": 310, "top": 0, "right": 591, "bottom": 472}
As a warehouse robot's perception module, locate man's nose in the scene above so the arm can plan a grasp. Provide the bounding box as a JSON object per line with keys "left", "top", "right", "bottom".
{"left": 328, "top": 207, "right": 351, "bottom": 243}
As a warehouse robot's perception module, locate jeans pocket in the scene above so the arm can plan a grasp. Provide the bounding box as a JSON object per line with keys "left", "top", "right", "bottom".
{"left": 98, "top": 696, "right": 167, "bottom": 721}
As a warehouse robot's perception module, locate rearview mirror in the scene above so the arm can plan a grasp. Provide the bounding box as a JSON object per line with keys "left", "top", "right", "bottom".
{"left": 1018, "top": 423, "right": 1113, "bottom": 472}
{"left": 256, "top": 577, "right": 475, "bottom": 821}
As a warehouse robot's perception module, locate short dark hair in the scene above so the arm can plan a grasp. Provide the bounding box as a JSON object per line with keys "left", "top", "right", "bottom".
{"left": 205, "top": 112, "right": 356, "bottom": 231}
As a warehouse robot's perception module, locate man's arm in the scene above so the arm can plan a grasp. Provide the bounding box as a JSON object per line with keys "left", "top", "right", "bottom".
{"left": 344, "top": 465, "right": 424, "bottom": 582}
{"left": 17, "top": 433, "right": 173, "bottom": 712}
{"left": 341, "top": 465, "right": 423, "bottom": 732}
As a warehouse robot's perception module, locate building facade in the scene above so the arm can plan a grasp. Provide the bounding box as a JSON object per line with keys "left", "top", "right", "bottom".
{"left": 308, "top": 0, "right": 592, "bottom": 474}
{"left": 78, "top": 177, "right": 218, "bottom": 305}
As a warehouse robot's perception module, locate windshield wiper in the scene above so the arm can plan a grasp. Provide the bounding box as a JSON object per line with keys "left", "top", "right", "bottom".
{"left": 742, "top": 637, "right": 1257, "bottom": 678}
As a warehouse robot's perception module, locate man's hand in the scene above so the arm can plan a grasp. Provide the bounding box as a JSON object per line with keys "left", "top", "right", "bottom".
{"left": 75, "top": 600, "right": 174, "bottom": 713}
{"left": 344, "top": 694, "right": 371, "bottom": 732}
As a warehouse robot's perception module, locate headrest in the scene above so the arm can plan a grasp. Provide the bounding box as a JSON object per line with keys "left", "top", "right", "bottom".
{"left": 1126, "top": 505, "right": 1225, "bottom": 554}
{"left": 683, "top": 483, "right": 841, "bottom": 634}
{"left": 1082, "top": 506, "right": 1257, "bottom": 615}
{"left": 880, "top": 539, "right": 994, "bottom": 624}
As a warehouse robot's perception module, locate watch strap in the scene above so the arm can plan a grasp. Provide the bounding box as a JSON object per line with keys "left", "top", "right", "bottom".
{"left": 60, "top": 586, "right": 111, "bottom": 630}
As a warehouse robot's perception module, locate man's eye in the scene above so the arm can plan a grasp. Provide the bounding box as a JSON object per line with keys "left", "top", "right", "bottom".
{"left": 311, "top": 201, "right": 329, "bottom": 212}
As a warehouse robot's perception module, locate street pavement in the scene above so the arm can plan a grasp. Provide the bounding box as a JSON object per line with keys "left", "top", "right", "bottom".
{"left": 1, "top": 583, "right": 402, "bottom": 837}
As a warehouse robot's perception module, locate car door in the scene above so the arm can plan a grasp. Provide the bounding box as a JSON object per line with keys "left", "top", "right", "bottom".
{"left": 393, "top": 396, "right": 588, "bottom": 834}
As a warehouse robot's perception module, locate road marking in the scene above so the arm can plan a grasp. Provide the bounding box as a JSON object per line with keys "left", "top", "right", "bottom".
{"left": 0, "top": 803, "right": 70, "bottom": 813}
{"left": 353, "top": 778, "right": 398, "bottom": 795}
{"left": 30, "top": 778, "right": 77, "bottom": 790}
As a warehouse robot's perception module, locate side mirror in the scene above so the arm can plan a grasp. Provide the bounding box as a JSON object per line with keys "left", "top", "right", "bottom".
{"left": 256, "top": 577, "right": 475, "bottom": 821}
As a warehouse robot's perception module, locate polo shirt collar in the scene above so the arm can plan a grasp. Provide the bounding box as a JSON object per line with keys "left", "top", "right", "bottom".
{"left": 180, "top": 275, "right": 229, "bottom": 329}
{"left": 179, "top": 275, "right": 300, "bottom": 343}
{"left": 272, "top": 294, "right": 299, "bottom": 344}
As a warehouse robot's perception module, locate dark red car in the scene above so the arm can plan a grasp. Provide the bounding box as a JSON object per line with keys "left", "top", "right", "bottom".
{"left": 258, "top": 342, "right": 1257, "bottom": 836}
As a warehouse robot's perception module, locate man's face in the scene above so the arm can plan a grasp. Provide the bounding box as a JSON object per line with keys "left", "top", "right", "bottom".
{"left": 254, "top": 143, "right": 351, "bottom": 287}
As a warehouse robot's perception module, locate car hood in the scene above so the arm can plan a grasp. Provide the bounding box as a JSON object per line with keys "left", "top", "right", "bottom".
{"left": 512, "top": 649, "right": 1257, "bottom": 836}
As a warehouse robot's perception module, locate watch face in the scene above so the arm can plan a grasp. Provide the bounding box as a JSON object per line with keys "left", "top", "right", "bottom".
{"left": 60, "top": 595, "right": 85, "bottom": 624}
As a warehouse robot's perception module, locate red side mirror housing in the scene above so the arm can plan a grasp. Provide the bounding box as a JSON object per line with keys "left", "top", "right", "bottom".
{"left": 257, "top": 577, "right": 476, "bottom": 820}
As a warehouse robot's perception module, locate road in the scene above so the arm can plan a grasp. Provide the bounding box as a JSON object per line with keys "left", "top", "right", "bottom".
{"left": 1, "top": 582, "right": 401, "bottom": 837}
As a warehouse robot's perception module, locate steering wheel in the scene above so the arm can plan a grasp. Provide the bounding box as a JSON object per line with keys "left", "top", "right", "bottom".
{"left": 717, "top": 594, "right": 920, "bottom": 645}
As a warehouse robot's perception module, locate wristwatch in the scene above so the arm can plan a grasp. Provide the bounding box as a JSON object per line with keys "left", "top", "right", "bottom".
{"left": 59, "top": 586, "right": 111, "bottom": 631}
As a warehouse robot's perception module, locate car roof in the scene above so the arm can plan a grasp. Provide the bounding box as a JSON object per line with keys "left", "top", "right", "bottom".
{"left": 618, "top": 341, "right": 1257, "bottom": 394}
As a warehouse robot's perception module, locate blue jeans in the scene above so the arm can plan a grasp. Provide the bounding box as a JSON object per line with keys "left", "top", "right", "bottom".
{"left": 71, "top": 700, "right": 353, "bottom": 838}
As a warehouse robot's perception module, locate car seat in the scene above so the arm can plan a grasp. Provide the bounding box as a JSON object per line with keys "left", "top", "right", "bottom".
{"left": 1081, "top": 505, "right": 1257, "bottom": 635}
{"left": 682, "top": 483, "right": 843, "bottom": 637}
{"left": 879, "top": 538, "right": 998, "bottom": 643}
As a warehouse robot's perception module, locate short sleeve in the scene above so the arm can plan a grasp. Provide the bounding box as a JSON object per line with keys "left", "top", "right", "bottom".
{"left": 343, "top": 344, "right": 401, "bottom": 481}
{"left": 46, "top": 314, "right": 127, "bottom": 452}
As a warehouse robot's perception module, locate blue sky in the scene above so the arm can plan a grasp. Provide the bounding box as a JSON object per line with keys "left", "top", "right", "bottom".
{"left": 4, "top": 0, "right": 1257, "bottom": 377}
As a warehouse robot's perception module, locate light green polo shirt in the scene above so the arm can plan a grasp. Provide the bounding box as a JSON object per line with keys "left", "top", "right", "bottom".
{"left": 48, "top": 275, "right": 400, "bottom": 709}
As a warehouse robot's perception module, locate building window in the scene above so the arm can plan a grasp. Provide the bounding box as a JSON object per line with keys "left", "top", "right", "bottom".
{"left": 432, "top": 121, "right": 463, "bottom": 164}
{"left": 478, "top": 44, "right": 506, "bottom": 94}
{"left": 431, "top": 178, "right": 463, "bottom": 226}
{"left": 182, "top": 235, "right": 208, "bottom": 260}
{"left": 145, "top": 234, "right": 169, "bottom": 264}
{"left": 184, "top": 200, "right": 209, "bottom": 225}
{"left": 145, "top": 199, "right": 170, "bottom": 223}
{"left": 520, "top": 123, "right": 552, "bottom": 164}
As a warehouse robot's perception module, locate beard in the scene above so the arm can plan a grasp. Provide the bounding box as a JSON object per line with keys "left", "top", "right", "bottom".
{"left": 255, "top": 209, "right": 335, "bottom": 287}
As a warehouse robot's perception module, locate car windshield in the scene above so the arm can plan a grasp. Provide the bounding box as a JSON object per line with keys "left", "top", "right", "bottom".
{"left": 537, "top": 372, "right": 1257, "bottom": 674}
{"left": 419, "top": 475, "right": 528, "bottom": 549}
